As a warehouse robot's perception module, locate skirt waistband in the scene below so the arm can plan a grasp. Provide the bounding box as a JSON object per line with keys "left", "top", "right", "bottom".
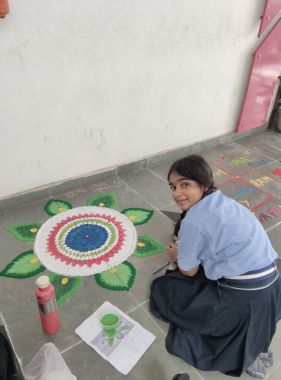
{"left": 223, "top": 262, "right": 277, "bottom": 282}
{"left": 217, "top": 263, "right": 279, "bottom": 291}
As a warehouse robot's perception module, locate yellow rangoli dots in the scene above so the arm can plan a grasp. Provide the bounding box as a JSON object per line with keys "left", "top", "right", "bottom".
{"left": 30, "top": 228, "right": 38, "bottom": 233}
{"left": 29, "top": 257, "right": 38, "bottom": 264}
{"left": 129, "top": 215, "right": 137, "bottom": 221}
{"left": 137, "top": 242, "right": 145, "bottom": 247}
{"left": 99, "top": 202, "right": 105, "bottom": 207}
{"left": 110, "top": 268, "right": 117, "bottom": 273}
{"left": 58, "top": 207, "right": 66, "bottom": 212}
{"left": 61, "top": 277, "right": 69, "bottom": 285}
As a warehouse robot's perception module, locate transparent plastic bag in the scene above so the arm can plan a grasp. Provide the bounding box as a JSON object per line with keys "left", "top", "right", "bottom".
{"left": 23, "top": 342, "right": 77, "bottom": 380}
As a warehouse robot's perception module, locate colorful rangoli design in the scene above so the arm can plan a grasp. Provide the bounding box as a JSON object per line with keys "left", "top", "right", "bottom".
{"left": 1, "top": 193, "right": 165, "bottom": 305}
{"left": 35, "top": 207, "right": 137, "bottom": 276}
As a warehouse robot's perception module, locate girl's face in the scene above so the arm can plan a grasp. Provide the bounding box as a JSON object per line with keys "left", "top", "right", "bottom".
{"left": 168, "top": 171, "right": 207, "bottom": 211}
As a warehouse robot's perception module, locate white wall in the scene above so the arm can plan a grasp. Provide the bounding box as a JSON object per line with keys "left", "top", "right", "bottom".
{"left": 0, "top": 0, "right": 264, "bottom": 199}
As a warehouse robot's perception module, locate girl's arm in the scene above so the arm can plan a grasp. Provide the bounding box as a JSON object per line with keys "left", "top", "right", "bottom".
{"left": 166, "top": 243, "right": 199, "bottom": 276}
{"left": 179, "top": 266, "right": 199, "bottom": 277}
{"left": 166, "top": 243, "right": 178, "bottom": 263}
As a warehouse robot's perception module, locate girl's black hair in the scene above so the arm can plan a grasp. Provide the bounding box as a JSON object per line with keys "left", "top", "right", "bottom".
{"left": 168, "top": 154, "right": 217, "bottom": 236}
{"left": 168, "top": 154, "right": 214, "bottom": 188}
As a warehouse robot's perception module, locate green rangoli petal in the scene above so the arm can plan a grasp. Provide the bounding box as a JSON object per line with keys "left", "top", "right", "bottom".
{"left": 133, "top": 235, "right": 164, "bottom": 257}
{"left": 94, "top": 261, "right": 136, "bottom": 291}
{"left": 121, "top": 208, "right": 154, "bottom": 225}
{"left": 49, "top": 273, "right": 84, "bottom": 305}
{"left": 0, "top": 250, "right": 45, "bottom": 278}
{"left": 44, "top": 199, "right": 73, "bottom": 216}
{"left": 87, "top": 192, "right": 116, "bottom": 208}
{"left": 7, "top": 222, "right": 42, "bottom": 242}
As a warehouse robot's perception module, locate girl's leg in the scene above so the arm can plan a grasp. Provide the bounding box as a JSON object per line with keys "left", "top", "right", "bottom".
{"left": 259, "top": 351, "right": 274, "bottom": 367}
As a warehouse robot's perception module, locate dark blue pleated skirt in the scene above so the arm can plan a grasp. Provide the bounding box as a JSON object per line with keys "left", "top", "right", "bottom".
{"left": 149, "top": 266, "right": 281, "bottom": 377}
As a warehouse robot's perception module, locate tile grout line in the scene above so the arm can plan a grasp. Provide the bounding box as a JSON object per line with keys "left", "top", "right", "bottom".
{"left": 148, "top": 167, "right": 168, "bottom": 182}
{"left": 118, "top": 177, "right": 175, "bottom": 226}
{"left": 127, "top": 300, "right": 149, "bottom": 314}
{"left": 234, "top": 139, "right": 281, "bottom": 160}
{"left": 60, "top": 339, "right": 83, "bottom": 355}
{"left": 127, "top": 301, "right": 207, "bottom": 380}
{"left": 266, "top": 219, "right": 281, "bottom": 233}
{"left": 160, "top": 202, "right": 178, "bottom": 210}
{"left": 191, "top": 368, "right": 206, "bottom": 380}
{"left": 268, "top": 362, "right": 281, "bottom": 378}
{"left": 128, "top": 300, "right": 168, "bottom": 337}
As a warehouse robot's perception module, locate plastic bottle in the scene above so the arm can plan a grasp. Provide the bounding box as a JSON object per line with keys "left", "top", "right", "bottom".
{"left": 0, "top": 0, "right": 9, "bottom": 18}
{"left": 35, "top": 275, "right": 60, "bottom": 334}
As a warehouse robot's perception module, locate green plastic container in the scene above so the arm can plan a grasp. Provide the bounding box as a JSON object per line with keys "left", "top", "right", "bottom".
{"left": 100, "top": 313, "right": 120, "bottom": 346}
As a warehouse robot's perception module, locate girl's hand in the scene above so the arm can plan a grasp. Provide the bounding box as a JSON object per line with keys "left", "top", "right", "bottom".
{"left": 166, "top": 243, "right": 178, "bottom": 263}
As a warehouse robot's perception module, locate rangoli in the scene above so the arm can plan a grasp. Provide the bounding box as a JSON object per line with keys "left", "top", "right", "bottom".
{"left": 34, "top": 207, "right": 137, "bottom": 276}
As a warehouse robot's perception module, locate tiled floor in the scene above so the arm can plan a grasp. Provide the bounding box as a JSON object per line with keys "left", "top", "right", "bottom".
{"left": 1, "top": 129, "right": 281, "bottom": 380}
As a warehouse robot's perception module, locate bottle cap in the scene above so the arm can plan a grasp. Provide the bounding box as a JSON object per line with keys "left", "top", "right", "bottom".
{"left": 36, "top": 275, "right": 50, "bottom": 289}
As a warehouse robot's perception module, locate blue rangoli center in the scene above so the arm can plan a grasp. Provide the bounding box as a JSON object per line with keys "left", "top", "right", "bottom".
{"left": 65, "top": 224, "right": 109, "bottom": 252}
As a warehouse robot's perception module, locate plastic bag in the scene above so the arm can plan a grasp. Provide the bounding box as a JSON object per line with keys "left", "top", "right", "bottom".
{"left": 23, "top": 342, "right": 77, "bottom": 380}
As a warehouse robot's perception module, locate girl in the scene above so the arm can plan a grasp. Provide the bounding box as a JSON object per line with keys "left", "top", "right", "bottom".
{"left": 150, "top": 155, "right": 281, "bottom": 378}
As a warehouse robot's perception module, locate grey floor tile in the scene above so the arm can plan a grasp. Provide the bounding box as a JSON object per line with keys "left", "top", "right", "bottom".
{"left": 210, "top": 163, "right": 234, "bottom": 186}
{"left": 49, "top": 171, "right": 118, "bottom": 197}
{"left": 197, "top": 370, "right": 252, "bottom": 380}
{"left": 149, "top": 160, "right": 174, "bottom": 181}
{"left": 241, "top": 167, "right": 281, "bottom": 196}
{"left": 244, "top": 130, "right": 281, "bottom": 151}
{"left": 197, "top": 369, "right": 260, "bottom": 380}
{"left": 199, "top": 141, "right": 255, "bottom": 163}
{"left": 160, "top": 210, "right": 181, "bottom": 224}
{"left": 259, "top": 162, "right": 281, "bottom": 182}
{"left": 120, "top": 169, "right": 172, "bottom": 209}
{"left": 210, "top": 152, "right": 273, "bottom": 176}
{"left": 268, "top": 224, "right": 281, "bottom": 257}
{"left": 253, "top": 199, "right": 281, "bottom": 231}
{"left": 149, "top": 144, "right": 246, "bottom": 181}
{"left": 237, "top": 134, "right": 281, "bottom": 160}
{"left": 49, "top": 177, "right": 125, "bottom": 209}
{"left": 48, "top": 176, "right": 154, "bottom": 214}
{"left": 160, "top": 202, "right": 181, "bottom": 214}
{"left": 219, "top": 178, "right": 270, "bottom": 211}
{"left": 0, "top": 189, "right": 52, "bottom": 212}
{"left": 268, "top": 366, "right": 281, "bottom": 380}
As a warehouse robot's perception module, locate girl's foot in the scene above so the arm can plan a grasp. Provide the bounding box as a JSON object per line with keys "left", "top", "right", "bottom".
{"left": 172, "top": 374, "right": 190, "bottom": 380}
{"left": 246, "top": 357, "right": 266, "bottom": 379}
{"left": 259, "top": 351, "right": 274, "bottom": 367}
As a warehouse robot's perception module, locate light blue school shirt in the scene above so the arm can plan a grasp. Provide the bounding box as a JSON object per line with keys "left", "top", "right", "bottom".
{"left": 178, "top": 190, "right": 278, "bottom": 280}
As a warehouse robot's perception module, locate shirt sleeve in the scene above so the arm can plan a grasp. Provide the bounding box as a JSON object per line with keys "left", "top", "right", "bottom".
{"left": 178, "top": 219, "right": 206, "bottom": 271}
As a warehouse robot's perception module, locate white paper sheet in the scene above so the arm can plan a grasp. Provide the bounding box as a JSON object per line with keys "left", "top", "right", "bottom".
{"left": 75, "top": 301, "right": 156, "bottom": 375}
